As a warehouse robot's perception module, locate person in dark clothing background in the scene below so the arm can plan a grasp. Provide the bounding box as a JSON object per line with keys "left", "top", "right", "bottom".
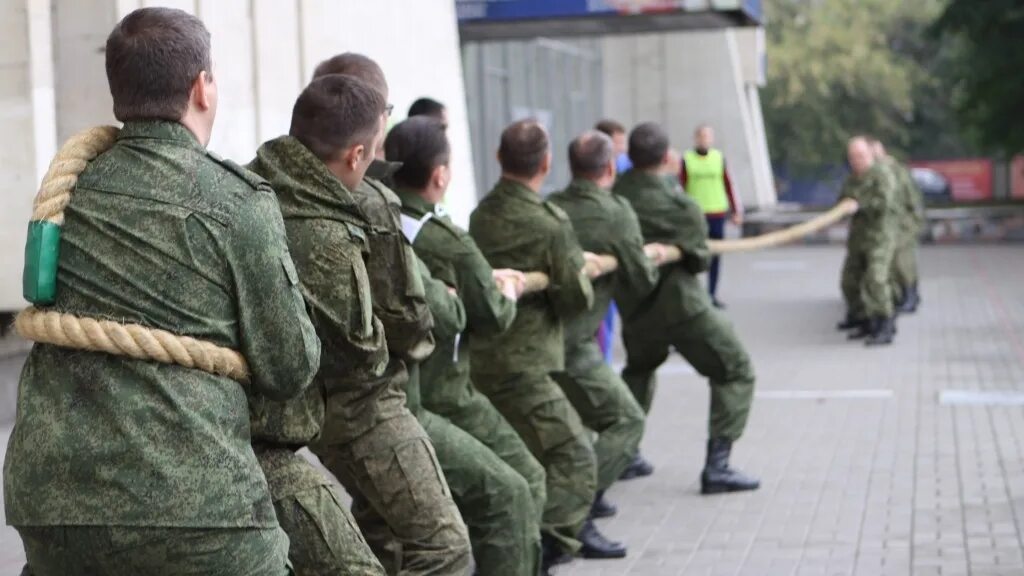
{"left": 681, "top": 124, "right": 742, "bottom": 309}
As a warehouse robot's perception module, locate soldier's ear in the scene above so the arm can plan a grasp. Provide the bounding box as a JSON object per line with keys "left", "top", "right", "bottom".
{"left": 345, "top": 143, "right": 366, "bottom": 171}
{"left": 540, "top": 152, "right": 552, "bottom": 176}
{"left": 191, "top": 70, "right": 215, "bottom": 113}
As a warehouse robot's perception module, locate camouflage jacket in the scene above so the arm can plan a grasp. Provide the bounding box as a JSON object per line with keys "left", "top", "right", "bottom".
{"left": 840, "top": 163, "right": 899, "bottom": 248}
{"left": 406, "top": 257, "right": 467, "bottom": 414}
{"left": 248, "top": 137, "right": 393, "bottom": 447}
{"left": 613, "top": 169, "right": 713, "bottom": 325}
{"left": 4, "top": 121, "right": 319, "bottom": 528}
{"left": 396, "top": 188, "right": 516, "bottom": 412}
{"left": 469, "top": 178, "right": 593, "bottom": 377}
{"left": 880, "top": 157, "right": 925, "bottom": 233}
{"left": 548, "top": 178, "right": 660, "bottom": 346}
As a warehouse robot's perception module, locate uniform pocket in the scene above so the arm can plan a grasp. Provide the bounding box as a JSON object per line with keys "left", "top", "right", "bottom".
{"left": 352, "top": 262, "right": 375, "bottom": 339}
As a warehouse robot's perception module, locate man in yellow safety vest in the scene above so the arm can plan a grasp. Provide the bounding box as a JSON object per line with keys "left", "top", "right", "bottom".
{"left": 681, "top": 124, "right": 742, "bottom": 309}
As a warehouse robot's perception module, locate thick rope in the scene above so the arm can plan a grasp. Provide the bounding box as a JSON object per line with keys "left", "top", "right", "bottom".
{"left": 16, "top": 308, "right": 249, "bottom": 381}
{"left": 17, "top": 125, "right": 251, "bottom": 382}
{"left": 32, "top": 126, "right": 119, "bottom": 225}
{"left": 708, "top": 198, "right": 859, "bottom": 254}
{"left": 519, "top": 199, "right": 858, "bottom": 294}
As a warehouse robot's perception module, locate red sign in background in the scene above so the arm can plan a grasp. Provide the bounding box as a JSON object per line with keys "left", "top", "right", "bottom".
{"left": 911, "top": 159, "right": 993, "bottom": 201}
{"left": 1011, "top": 156, "right": 1024, "bottom": 199}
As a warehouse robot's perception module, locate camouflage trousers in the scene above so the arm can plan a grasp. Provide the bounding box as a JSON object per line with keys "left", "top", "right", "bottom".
{"left": 473, "top": 370, "right": 597, "bottom": 556}
{"left": 310, "top": 411, "right": 471, "bottom": 576}
{"left": 553, "top": 337, "right": 645, "bottom": 491}
{"left": 255, "top": 447, "right": 385, "bottom": 576}
{"left": 17, "top": 525, "right": 290, "bottom": 576}
{"left": 841, "top": 236, "right": 897, "bottom": 319}
{"left": 381, "top": 409, "right": 542, "bottom": 576}
{"left": 622, "top": 308, "right": 756, "bottom": 441}
{"left": 890, "top": 229, "right": 920, "bottom": 299}
{"left": 422, "top": 383, "right": 547, "bottom": 523}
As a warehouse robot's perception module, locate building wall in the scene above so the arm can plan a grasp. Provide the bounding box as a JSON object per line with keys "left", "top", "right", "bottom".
{"left": 0, "top": 0, "right": 477, "bottom": 310}
{"left": 601, "top": 28, "right": 775, "bottom": 209}
{"left": 0, "top": 0, "right": 54, "bottom": 310}
{"left": 462, "top": 37, "right": 604, "bottom": 197}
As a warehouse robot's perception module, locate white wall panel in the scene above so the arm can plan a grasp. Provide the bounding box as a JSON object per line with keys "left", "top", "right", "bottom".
{"left": 199, "top": 0, "right": 258, "bottom": 161}
{"left": 252, "top": 0, "right": 302, "bottom": 143}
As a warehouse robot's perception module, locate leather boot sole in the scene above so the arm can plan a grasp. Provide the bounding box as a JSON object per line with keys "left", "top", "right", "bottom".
{"left": 701, "top": 481, "right": 760, "bottom": 495}
{"left": 580, "top": 546, "right": 627, "bottom": 559}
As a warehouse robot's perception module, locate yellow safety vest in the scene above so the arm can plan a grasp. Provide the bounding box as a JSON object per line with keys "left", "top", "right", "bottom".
{"left": 683, "top": 148, "right": 729, "bottom": 214}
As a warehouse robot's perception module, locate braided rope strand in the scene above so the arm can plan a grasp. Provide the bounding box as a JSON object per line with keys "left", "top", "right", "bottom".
{"left": 15, "top": 308, "right": 249, "bottom": 381}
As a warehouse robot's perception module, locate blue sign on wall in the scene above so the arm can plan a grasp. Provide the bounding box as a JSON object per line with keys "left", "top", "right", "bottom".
{"left": 457, "top": 0, "right": 763, "bottom": 24}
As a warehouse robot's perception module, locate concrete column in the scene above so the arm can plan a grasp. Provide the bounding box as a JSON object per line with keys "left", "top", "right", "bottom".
{"left": 198, "top": 0, "right": 259, "bottom": 160}
{"left": 252, "top": 0, "right": 303, "bottom": 143}
{"left": 0, "top": 0, "right": 56, "bottom": 310}
{"left": 52, "top": 0, "right": 119, "bottom": 142}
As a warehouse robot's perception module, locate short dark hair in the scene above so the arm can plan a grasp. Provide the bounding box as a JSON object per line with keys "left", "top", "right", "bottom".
{"left": 498, "top": 120, "right": 549, "bottom": 178}
{"left": 628, "top": 122, "right": 670, "bottom": 169}
{"left": 595, "top": 119, "right": 626, "bottom": 137}
{"left": 568, "top": 131, "right": 614, "bottom": 179}
{"left": 289, "top": 75, "right": 386, "bottom": 163}
{"left": 105, "top": 7, "right": 212, "bottom": 121}
{"left": 312, "top": 53, "right": 388, "bottom": 96}
{"left": 385, "top": 117, "right": 451, "bottom": 189}
{"left": 408, "top": 98, "right": 446, "bottom": 120}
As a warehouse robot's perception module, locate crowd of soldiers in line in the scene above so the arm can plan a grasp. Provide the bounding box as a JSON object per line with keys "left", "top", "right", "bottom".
{"left": 4, "top": 8, "right": 769, "bottom": 576}
{"left": 836, "top": 137, "right": 925, "bottom": 346}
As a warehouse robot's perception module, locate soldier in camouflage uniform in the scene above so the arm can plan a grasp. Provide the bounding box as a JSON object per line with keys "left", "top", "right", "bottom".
{"left": 547, "top": 131, "right": 654, "bottom": 518}
{"left": 836, "top": 137, "right": 900, "bottom": 345}
{"left": 471, "top": 120, "right": 631, "bottom": 570}
{"left": 871, "top": 139, "right": 924, "bottom": 313}
{"left": 387, "top": 116, "right": 547, "bottom": 575}
{"left": 246, "top": 77, "right": 394, "bottom": 575}
{"left": 250, "top": 73, "right": 468, "bottom": 576}
{"left": 5, "top": 9, "right": 318, "bottom": 574}
{"left": 303, "top": 55, "right": 471, "bottom": 575}
{"left": 613, "top": 123, "right": 760, "bottom": 495}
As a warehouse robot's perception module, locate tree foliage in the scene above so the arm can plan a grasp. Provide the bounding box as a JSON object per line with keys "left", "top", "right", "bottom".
{"left": 761, "top": 0, "right": 971, "bottom": 170}
{"left": 930, "top": 0, "right": 1024, "bottom": 156}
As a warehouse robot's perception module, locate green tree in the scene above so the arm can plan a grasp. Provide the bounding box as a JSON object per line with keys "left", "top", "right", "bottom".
{"left": 930, "top": 0, "right": 1024, "bottom": 156}
{"left": 761, "top": 0, "right": 969, "bottom": 170}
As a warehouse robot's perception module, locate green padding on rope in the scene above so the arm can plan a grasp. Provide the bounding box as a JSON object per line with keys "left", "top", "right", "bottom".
{"left": 23, "top": 220, "right": 61, "bottom": 305}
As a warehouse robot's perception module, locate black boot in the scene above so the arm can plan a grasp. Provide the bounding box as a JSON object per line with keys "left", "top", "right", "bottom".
{"left": 847, "top": 317, "right": 873, "bottom": 340}
{"left": 836, "top": 313, "right": 862, "bottom": 331}
{"left": 619, "top": 453, "right": 654, "bottom": 480}
{"left": 589, "top": 490, "right": 617, "bottom": 519}
{"left": 578, "top": 518, "right": 627, "bottom": 559}
{"left": 541, "top": 533, "right": 572, "bottom": 572}
{"left": 865, "top": 316, "right": 896, "bottom": 346}
{"left": 899, "top": 283, "right": 920, "bottom": 313}
{"left": 701, "top": 438, "right": 760, "bottom": 495}
{"left": 831, "top": 311, "right": 864, "bottom": 330}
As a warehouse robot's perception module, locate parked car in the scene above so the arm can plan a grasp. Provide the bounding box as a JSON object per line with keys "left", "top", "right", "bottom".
{"left": 911, "top": 167, "right": 953, "bottom": 204}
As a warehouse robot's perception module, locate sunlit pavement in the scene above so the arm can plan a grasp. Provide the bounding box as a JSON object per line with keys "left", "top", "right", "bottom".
{"left": 3, "top": 245, "right": 1024, "bottom": 576}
